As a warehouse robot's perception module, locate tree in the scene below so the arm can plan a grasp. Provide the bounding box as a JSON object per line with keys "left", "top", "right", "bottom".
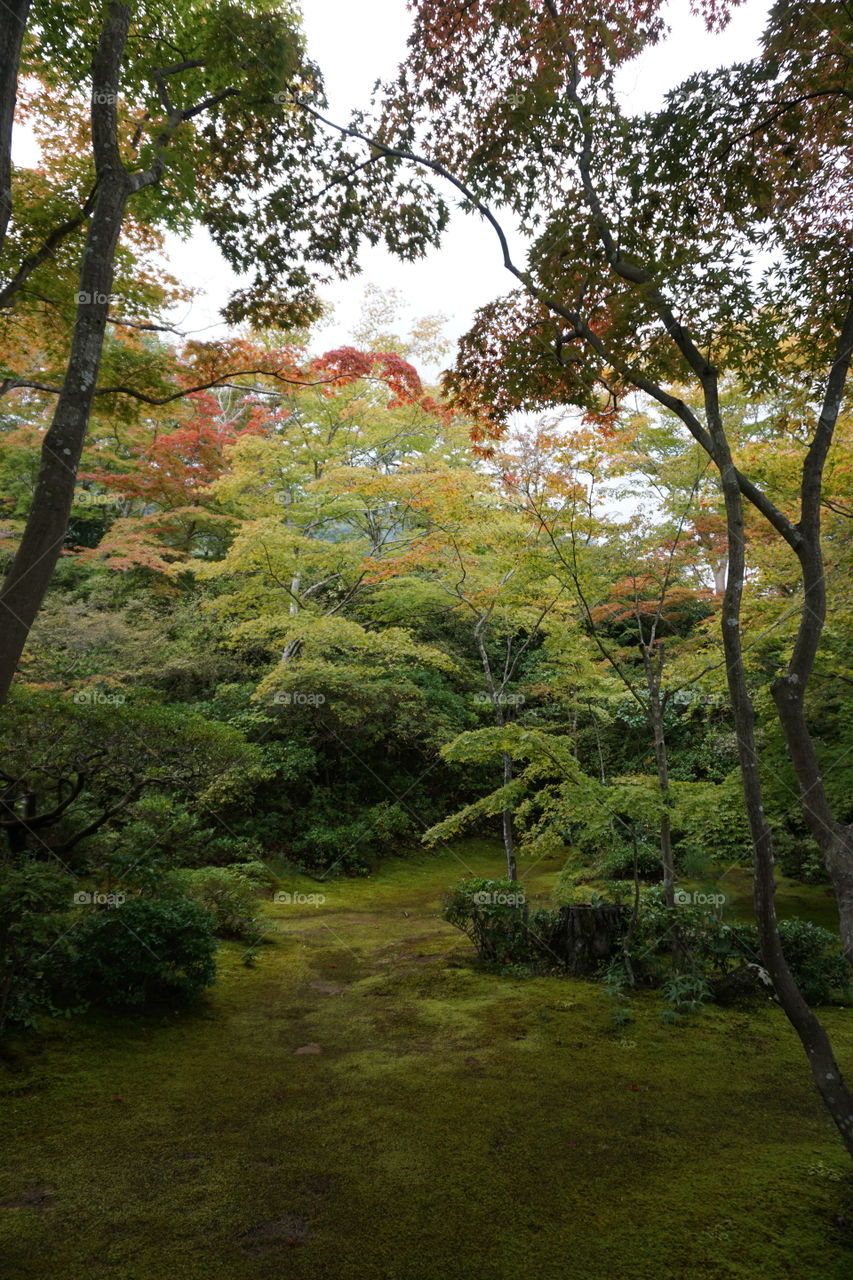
{"left": 0, "top": 0, "right": 447, "bottom": 705}
{"left": 197, "top": 344, "right": 456, "bottom": 639}
{"left": 0, "top": 0, "right": 31, "bottom": 253}
{"left": 321, "top": 0, "right": 853, "bottom": 1154}
{"left": 500, "top": 418, "right": 721, "bottom": 904}
{"left": 366, "top": 462, "right": 567, "bottom": 878}
{"left": 0, "top": 685, "right": 262, "bottom": 860}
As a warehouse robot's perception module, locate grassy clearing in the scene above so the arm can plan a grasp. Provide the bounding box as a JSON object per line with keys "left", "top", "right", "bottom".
{"left": 2, "top": 841, "right": 853, "bottom": 1280}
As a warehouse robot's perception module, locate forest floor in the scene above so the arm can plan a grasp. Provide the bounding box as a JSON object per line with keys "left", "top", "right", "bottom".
{"left": 2, "top": 840, "right": 853, "bottom": 1280}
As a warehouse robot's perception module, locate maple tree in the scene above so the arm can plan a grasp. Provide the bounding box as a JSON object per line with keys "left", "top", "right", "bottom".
{"left": 180, "top": 346, "right": 481, "bottom": 869}
{"left": 0, "top": 0, "right": 448, "bottom": 707}
{"left": 4, "top": 3, "right": 853, "bottom": 1241}
{"left": 311, "top": 0, "right": 853, "bottom": 1154}
{"left": 366, "top": 462, "right": 568, "bottom": 878}
{"left": 1, "top": 684, "right": 261, "bottom": 859}
{"left": 418, "top": 419, "right": 724, "bottom": 899}
{"left": 194, "top": 342, "right": 457, "bottom": 616}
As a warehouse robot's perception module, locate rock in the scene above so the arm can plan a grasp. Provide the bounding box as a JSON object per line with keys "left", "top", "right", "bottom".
{"left": 710, "top": 964, "right": 766, "bottom": 1006}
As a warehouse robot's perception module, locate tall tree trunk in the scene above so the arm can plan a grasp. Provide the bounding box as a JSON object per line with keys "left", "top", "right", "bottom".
{"left": 643, "top": 646, "right": 676, "bottom": 908}
{"left": 473, "top": 621, "right": 517, "bottom": 879}
{"left": 650, "top": 711, "right": 676, "bottom": 907}
{"left": 540, "top": 0, "right": 853, "bottom": 1151}
{"left": 289, "top": 570, "right": 301, "bottom": 615}
{"left": 706, "top": 375, "right": 853, "bottom": 1159}
{"left": 770, "top": 294, "right": 853, "bottom": 960}
{"left": 0, "top": 3, "right": 132, "bottom": 707}
{"left": 774, "top": 667, "right": 853, "bottom": 959}
{"left": 0, "top": 0, "right": 31, "bottom": 252}
{"left": 501, "top": 749, "right": 517, "bottom": 881}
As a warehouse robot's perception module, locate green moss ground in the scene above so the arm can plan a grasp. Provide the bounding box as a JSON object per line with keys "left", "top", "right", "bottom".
{"left": 3, "top": 841, "right": 853, "bottom": 1279}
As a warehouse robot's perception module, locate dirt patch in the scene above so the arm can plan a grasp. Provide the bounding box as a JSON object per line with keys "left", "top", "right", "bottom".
{"left": 0, "top": 1186, "right": 54, "bottom": 1209}
{"left": 239, "top": 1213, "right": 311, "bottom": 1250}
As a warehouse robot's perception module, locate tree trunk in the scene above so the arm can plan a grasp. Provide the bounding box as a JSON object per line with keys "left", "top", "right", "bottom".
{"left": 473, "top": 620, "right": 518, "bottom": 880}
{"left": 707, "top": 377, "right": 853, "bottom": 1159}
{"left": 502, "top": 750, "right": 517, "bottom": 881}
{"left": 0, "top": 3, "right": 132, "bottom": 707}
{"left": 289, "top": 571, "right": 301, "bottom": 615}
{"left": 0, "top": 0, "right": 31, "bottom": 252}
{"left": 766, "top": 296, "right": 853, "bottom": 961}
{"left": 773, "top": 671, "right": 853, "bottom": 960}
{"left": 644, "top": 655, "right": 676, "bottom": 908}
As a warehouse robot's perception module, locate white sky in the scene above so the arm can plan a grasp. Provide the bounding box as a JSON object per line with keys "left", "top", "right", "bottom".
{"left": 12, "top": 1, "right": 771, "bottom": 368}
{"left": 162, "top": 0, "right": 770, "bottom": 370}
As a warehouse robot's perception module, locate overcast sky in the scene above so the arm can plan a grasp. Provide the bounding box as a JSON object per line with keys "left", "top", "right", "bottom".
{"left": 11, "top": 2, "right": 768, "bottom": 368}
{"left": 162, "top": 0, "right": 770, "bottom": 370}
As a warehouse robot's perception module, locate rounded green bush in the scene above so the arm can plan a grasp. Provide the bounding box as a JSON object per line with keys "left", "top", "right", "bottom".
{"left": 72, "top": 896, "right": 217, "bottom": 1007}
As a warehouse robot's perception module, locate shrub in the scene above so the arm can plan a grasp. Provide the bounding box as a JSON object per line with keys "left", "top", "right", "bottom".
{"left": 697, "top": 918, "right": 850, "bottom": 1005}
{"left": 594, "top": 841, "right": 662, "bottom": 882}
{"left": 0, "top": 865, "right": 76, "bottom": 1033}
{"left": 596, "top": 884, "right": 850, "bottom": 1010}
{"left": 1, "top": 687, "right": 264, "bottom": 863}
{"left": 445, "top": 877, "right": 849, "bottom": 1011}
{"left": 773, "top": 829, "right": 827, "bottom": 885}
{"left": 72, "top": 896, "right": 217, "bottom": 1007}
{"left": 442, "top": 878, "right": 624, "bottom": 974}
{"left": 91, "top": 795, "right": 265, "bottom": 874}
{"left": 293, "top": 801, "right": 416, "bottom": 874}
{"left": 231, "top": 860, "right": 278, "bottom": 887}
{"left": 442, "top": 877, "right": 531, "bottom": 964}
{"left": 591, "top": 888, "right": 750, "bottom": 1018}
{"left": 777, "top": 919, "right": 849, "bottom": 1005}
{"left": 171, "top": 866, "right": 265, "bottom": 942}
